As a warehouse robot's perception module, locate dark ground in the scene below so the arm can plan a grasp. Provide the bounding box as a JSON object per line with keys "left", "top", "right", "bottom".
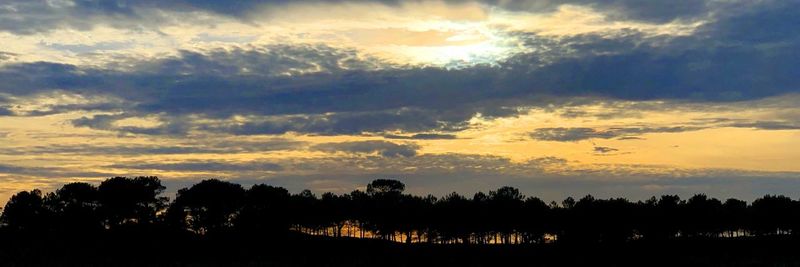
{"left": 1, "top": 232, "right": 799, "bottom": 267}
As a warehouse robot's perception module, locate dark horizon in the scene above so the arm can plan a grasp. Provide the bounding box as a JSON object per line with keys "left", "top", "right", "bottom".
{"left": 3, "top": 173, "right": 797, "bottom": 208}
{"left": 4, "top": 176, "right": 799, "bottom": 243}
{"left": 4, "top": 176, "right": 800, "bottom": 266}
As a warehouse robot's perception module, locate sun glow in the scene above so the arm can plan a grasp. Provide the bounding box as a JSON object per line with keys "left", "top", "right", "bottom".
{"left": 377, "top": 24, "right": 516, "bottom": 66}
{"left": 409, "top": 40, "right": 509, "bottom": 66}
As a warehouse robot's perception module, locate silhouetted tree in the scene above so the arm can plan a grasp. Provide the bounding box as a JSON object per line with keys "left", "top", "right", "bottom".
{"left": 168, "top": 179, "right": 245, "bottom": 234}
{"left": 44, "top": 182, "right": 102, "bottom": 232}
{"left": 5, "top": 176, "right": 800, "bottom": 245}
{"left": 488, "top": 186, "right": 524, "bottom": 244}
{"left": 721, "top": 198, "right": 748, "bottom": 237}
{"left": 561, "top": 197, "right": 576, "bottom": 209}
{"left": 404, "top": 194, "right": 435, "bottom": 243}
{"left": 357, "top": 179, "right": 408, "bottom": 241}
{"left": 471, "top": 192, "right": 491, "bottom": 244}
{"left": 367, "top": 179, "right": 405, "bottom": 195}
{"left": 750, "top": 195, "right": 795, "bottom": 236}
{"left": 640, "top": 195, "right": 682, "bottom": 240}
{"left": 98, "top": 176, "right": 167, "bottom": 228}
{"left": 290, "top": 189, "right": 321, "bottom": 234}
{"left": 319, "top": 192, "right": 361, "bottom": 238}
{"left": 237, "top": 184, "right": 291, "bottom": 235}
{"left": 435, "top": 192, "right": 471, "bottom": 244}
{"left": 1, "top": 189, "right": 48, "bottom": 231}
{"left": 683, "top": 194, "right": 723, "bottom": 238}
{"left": 521, "top": 197, "right": 549, "bottom": 244}
{"left": 347, "top": 189, "right": 371, "bottom": 239}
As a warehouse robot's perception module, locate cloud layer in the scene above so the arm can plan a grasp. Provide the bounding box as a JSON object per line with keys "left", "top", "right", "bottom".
{"left": 1, "top": 0, "right": 800, "bottom": 204}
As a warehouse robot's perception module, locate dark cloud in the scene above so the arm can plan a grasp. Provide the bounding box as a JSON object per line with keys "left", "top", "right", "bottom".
{"left": 71, "top": 113, "right": 192, "bottom": 136}
{"left": 708, "top": 0, "right": 800, "bottom": 45}
{"left": 524, "top": 156, "right": 568, "bottom": 165}
{"left": 70, "top": 113, "right": 127, "bottom": 130}
{"left": 728, "top": 121, "right": 800, "bottom": 131}
{"left": 383, "top": 133, "right": 458, "bottom": 140}
{"left": 110, "top": 161, "right": 283, "bottom": 172}
{"left": 616, "top": 136, "right": 644, "bottom": 140}
{"left": 530, "top": 126, "right": 702, "bottom": 142}
{"left": 12, "top": 31, "right": 799, "bottom": 136}
{"left": 0, "top": 139, "right": 304, "bottom": 156}
{"left": 40, "top": 41, "right": 135, "bottom": 54}
{"left": 312, "top": 140, "right": 419, "bottom": 158}
{"left": 23, "top": 102, "right": 123, "bottom": 116}
{"left": 0, "top": 107, "right": 13, "bottom": 116}
{"left": 137, "top": 45, "right": 385, "bottom": 78}
{"left": 532, "top": 127, "right": 615, "bottom": 142}
{"left": 0, "top": 1, "right": 143, "bottom": 34}
{"left": 208, "top": 139, "right": 308, "bottom": 153}
{"left": 0, "top": 163, "right": 112, "bottom": 178}
{"left": 527, "top": 116, "right": 800, "bottom": 143}
{"left": 0, "top": 36, "right": 793, "bottom": 137}
{"left": 195, "top": 108, "right": 472, "bottom": 136}
{"left": 481, "top": 0, "right": 713, "bottom": 23}
{"left": 1, "top": 0, "right": 799, "bottom": 137}
{"left": 593, "top": 146, "right": 619, "bottom": 154}
{"left": 502, "top": 3, "right": 800, "bottom": 101}
{"left": 0, "top": 164, "right": 29, "bottom": 174}
{"left": 0, "top": 0, "right": 718, "bottom": 34}
{"left": 0, "top": 51, "right": 15, "bottom": 61}
{"left": 249, "top": 154, "right": 539, "bottom": 187}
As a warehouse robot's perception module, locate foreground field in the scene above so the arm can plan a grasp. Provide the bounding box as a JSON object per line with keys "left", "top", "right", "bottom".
{"left": 1, "top": 232, "right": 799, "bottom": 267}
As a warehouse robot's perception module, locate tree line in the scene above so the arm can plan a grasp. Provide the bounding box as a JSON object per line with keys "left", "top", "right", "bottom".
{"left": 2, "top": 176, "right": 799, "bottom": 244}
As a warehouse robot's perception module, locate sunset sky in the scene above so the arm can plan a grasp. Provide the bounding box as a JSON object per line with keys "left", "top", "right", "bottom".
{"left": 1, "top": 0, "right": 799, "bottom": 203}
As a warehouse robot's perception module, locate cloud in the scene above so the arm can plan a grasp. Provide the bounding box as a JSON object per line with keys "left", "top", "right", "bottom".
{"left": 5, "top": 149, "right": 800, "bottom": 204}
{"left": 69, "top": 108, "right": 476, "bottom": 136}
{"left": 0, "top": 139, "right": 304, "bottom": 156}
{"left": 530, "top": 126, "right": 702, "bottom": 142}
{"left": 728, "top": 121, "right": 800, "bottom": 131}
{"left": 71, "top": 113, "right": 192, "bottom": 136}
{"left": 0, "top": 51, "right": 15, "bottom": 61}
{"left": 0, "top": 164, "right": 29, "bottom": 174}
{"left": 383, "top": 133, "right": 458, "bottom": 140}
{"left": 593, "top": 146, "right": 619, "bottom": 154}
{"left": 531, "top": 127, "right": 615, "bottom": 142}
{"left": 0, "top": 0, "right": 717, "bottom": 34}
{"left": 195, "top": 108, "right": 473, "bottom": 136}
{"left": 312, "top": 140, "right": 419, "bottom": 157}
{"left": 0, "top": 0, "right": 797, "bottom": 139}
{"left": 109, "top": 161, "right": 283, "bottom": 172}
{"left": 0, "top": 163, "right": 112, "bottom": 178}
{"left": 2, "top": 0, "right": 800, "bottom": 208}
{"left": 211, "top": 153, "right": 800, "bottom": 202}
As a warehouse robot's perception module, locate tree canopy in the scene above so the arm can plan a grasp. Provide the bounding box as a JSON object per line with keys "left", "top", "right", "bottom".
{"left": 3, "top": 176, "right": 800, "bottom": 244}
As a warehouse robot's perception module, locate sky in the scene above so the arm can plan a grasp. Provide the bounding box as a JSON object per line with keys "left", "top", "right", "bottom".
{"left": 1, "top": 0, "right": 800, "bottom": 203}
